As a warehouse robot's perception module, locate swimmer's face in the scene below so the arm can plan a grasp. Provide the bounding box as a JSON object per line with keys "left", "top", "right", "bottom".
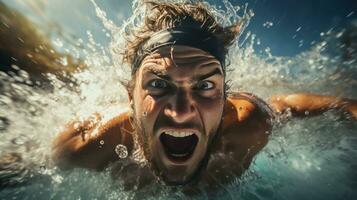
{"left": 131, "top": 45, "right": 225, "bottom": 184}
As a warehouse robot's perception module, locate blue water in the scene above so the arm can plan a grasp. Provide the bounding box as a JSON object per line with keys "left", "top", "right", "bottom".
{"left": 0, "top": 0, "right": 356, "bottom": 199}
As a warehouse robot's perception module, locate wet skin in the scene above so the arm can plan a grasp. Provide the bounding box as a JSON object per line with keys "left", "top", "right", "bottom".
{"left": 51, "top": 45, "right": 357, "bottom": 192}
{"left": 131, "top": 45, "right": 226, "bottom": 184}
{"left": 52, "top": 46, "right": 272, "bottom": 189}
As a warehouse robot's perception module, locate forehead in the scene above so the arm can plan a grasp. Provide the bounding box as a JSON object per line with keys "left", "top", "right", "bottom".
{"left": 138, "top": 45, "right": 222, "bottom": 77}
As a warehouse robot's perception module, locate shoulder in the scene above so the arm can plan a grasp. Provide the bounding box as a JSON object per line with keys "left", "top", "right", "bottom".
{"left": 101, "top": 112, "right": 134, "bottom": 133}
{"left": 221, "top": 92, "right": 274, "bottom": 129}
{"left": 52, "top": 111, "right": 135, "bottom": 170}
{"left": 95, "top": 112, "right": 134, "bottom": 152}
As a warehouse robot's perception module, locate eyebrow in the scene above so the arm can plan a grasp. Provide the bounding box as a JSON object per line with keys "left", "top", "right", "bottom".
{"left": 144, "top": 67, "right": 222, "bottom": 81}
{"left": 143, "top": 67, "right": 171, "bottom": 80}
{"left": 194, "top": 68, "right": 222, "bottom": 81}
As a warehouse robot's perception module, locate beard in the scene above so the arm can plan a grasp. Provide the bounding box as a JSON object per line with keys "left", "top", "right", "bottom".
{"left": 129, "top": 115, "right": 152, "bottom": 163}
{"left": 130, "top": 116, "right": 170, "bottom": 182}
{"left": 130, "top": 114, "right": 220, "bottom": 185}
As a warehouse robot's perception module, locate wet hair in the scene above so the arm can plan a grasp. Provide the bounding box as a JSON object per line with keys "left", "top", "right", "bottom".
{"left": 122, "top": 1, "right": 241, "bottom": 80}
{"left": 123, "top": 2, "right": 240, "bottom": 184}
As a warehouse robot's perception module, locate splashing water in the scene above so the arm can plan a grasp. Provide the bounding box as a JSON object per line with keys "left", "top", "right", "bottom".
{"left": 0, "top": 0, "right": 357, "bottom": 199}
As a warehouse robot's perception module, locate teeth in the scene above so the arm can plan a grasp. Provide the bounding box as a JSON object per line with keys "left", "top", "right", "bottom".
{"left": 164, "top": 131, "right": 194, "bottom": 138}
{"left": 171, "top": 153, "right": 189, "bottom": 157}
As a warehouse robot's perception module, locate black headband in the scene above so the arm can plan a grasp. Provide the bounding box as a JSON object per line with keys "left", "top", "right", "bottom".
{"left": 132, "top": 26, "right": 226, "bottom": 74}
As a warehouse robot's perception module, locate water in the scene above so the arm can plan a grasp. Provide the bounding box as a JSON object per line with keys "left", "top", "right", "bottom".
{"left": 0, "top": 0, "right": 357, "bottom": 199}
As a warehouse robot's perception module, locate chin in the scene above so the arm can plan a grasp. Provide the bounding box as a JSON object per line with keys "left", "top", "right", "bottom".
{"left": 153, "top": 157, "right": 204, "bottom": 185}
{"left": 161, "top": 170, "right": 195, "bottom": 185}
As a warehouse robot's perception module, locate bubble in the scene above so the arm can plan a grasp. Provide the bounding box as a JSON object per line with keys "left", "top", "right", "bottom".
{"left": 263, "top": 21, "right": 273, "bottom": 28}
{"left": 100, "top": 140, "right": 105, "bottom": 145}
{"left": 11, "top": 135, "right": 28, "bottom": 145}
{"left": 115, "top": 144, "right": 128, "bottom": 159}
{"left": 304, "top": 111, "right": 310, "bottom": 116}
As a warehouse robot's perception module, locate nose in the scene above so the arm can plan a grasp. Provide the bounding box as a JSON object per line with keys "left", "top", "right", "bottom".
{"left": 164, "top": 88, "right": 196, "bottom": 123}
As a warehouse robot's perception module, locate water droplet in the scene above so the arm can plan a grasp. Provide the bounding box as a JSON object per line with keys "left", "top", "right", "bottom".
{"left": 266, "top": 119, "right": 271, "bottom": 124}
{"left": 11, "top": 64, "right": 20, "bottom": 71}
{"left": 73, "top": 122, "right": 81, "bottom": 131}
{"left": 263, "top": 21, "right": 273, "bottom": 28}
{"left": 52, "top": 174, "right": 64, "bottom": 184}
{"left": 100, "top": 140, "right": 104, "bottom": 145}
{"left": 142, "top": 111, "right": 147, "bottom": 117}
{"left": 59, "top": 57, "right": 68, "bottom": 66}
{"left": 53, "top": 38, "right": 63, "bottom": 48}
{"left": 39, "top": 165, "right": 46, "bottom": 172}
{"left": 346, "top": 11, "right": 354, "bottom": 18}
{"left": 115, "top": 144, "right": 128, "bottom": 159}
{"left": 11, "top": 134, "right": 28, "bottom": 145}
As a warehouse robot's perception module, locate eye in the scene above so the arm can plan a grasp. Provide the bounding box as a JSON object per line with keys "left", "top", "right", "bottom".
{"left": 149, "top": 79, "right": 168, "bottom": 89}
{"left": 195, "top": 80, "right": 214, "bottom": 90}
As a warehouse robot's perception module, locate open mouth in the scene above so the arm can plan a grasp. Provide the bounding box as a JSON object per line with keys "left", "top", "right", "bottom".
{"left": 159, "top": 131, "right": 199, "bottom": 162}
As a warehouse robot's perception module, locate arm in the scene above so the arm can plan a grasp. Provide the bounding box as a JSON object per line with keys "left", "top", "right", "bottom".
{"left": 269, "top": 93, "right": 357, "bottom": 119}
{"left": 51, "top": 112, "right": 134, "bottom": 170}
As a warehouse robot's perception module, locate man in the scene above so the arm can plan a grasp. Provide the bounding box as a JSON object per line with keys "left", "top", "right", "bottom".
{"left": 52, "top": 1, "right": 357, "bottom": 193}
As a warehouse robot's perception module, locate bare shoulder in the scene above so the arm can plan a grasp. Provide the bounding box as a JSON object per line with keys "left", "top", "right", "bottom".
{"left": 52, "top": 112, "right": 134, "bottom": 170}
{"left": 222, "top": 92, "right": 274, "bottom": 129}
{"left": 218, "top": 92, "right": 273, "bottom": 153}
{"left": 206, "top": 93, "right": 273, "bottom": 181}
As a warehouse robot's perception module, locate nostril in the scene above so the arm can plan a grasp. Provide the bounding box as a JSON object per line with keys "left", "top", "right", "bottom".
{"left": 164, "top": 91, "right": 196, "bottom": 122}
{"left": 166, "top": 104, "right": 172, "bottom": 110}
{"left": 164, "top": 105, "right": 196, "bottom": 123}
{"left": 190, "top": 104, "right": 195, "bottom": 112}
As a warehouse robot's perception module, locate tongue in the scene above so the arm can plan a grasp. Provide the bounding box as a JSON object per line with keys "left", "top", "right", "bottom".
{"left": 160, "top": 133, "right": 198, "bottom": 155}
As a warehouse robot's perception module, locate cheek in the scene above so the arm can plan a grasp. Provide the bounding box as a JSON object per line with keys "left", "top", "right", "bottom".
{"left": 142, "top": 96, "right": 155, "bottom": 116}
{"left": 137, "top": 95, "right": 164, "bottom": 129}
{"left": 133, "top": 87, "right": 154, "bottom": 117}
{"left": 196, "top": 89, "right": 224, "bottom": 110}
{"left": 195, "top": 95, "right": 225, "bottom": 130}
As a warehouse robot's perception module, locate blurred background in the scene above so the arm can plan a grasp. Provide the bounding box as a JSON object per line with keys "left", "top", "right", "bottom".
{"left": 2, "top": 0, "right": 357, "bottom": 55}
{"left": 1, "top": 0, "right": 356, "bottom": 81}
